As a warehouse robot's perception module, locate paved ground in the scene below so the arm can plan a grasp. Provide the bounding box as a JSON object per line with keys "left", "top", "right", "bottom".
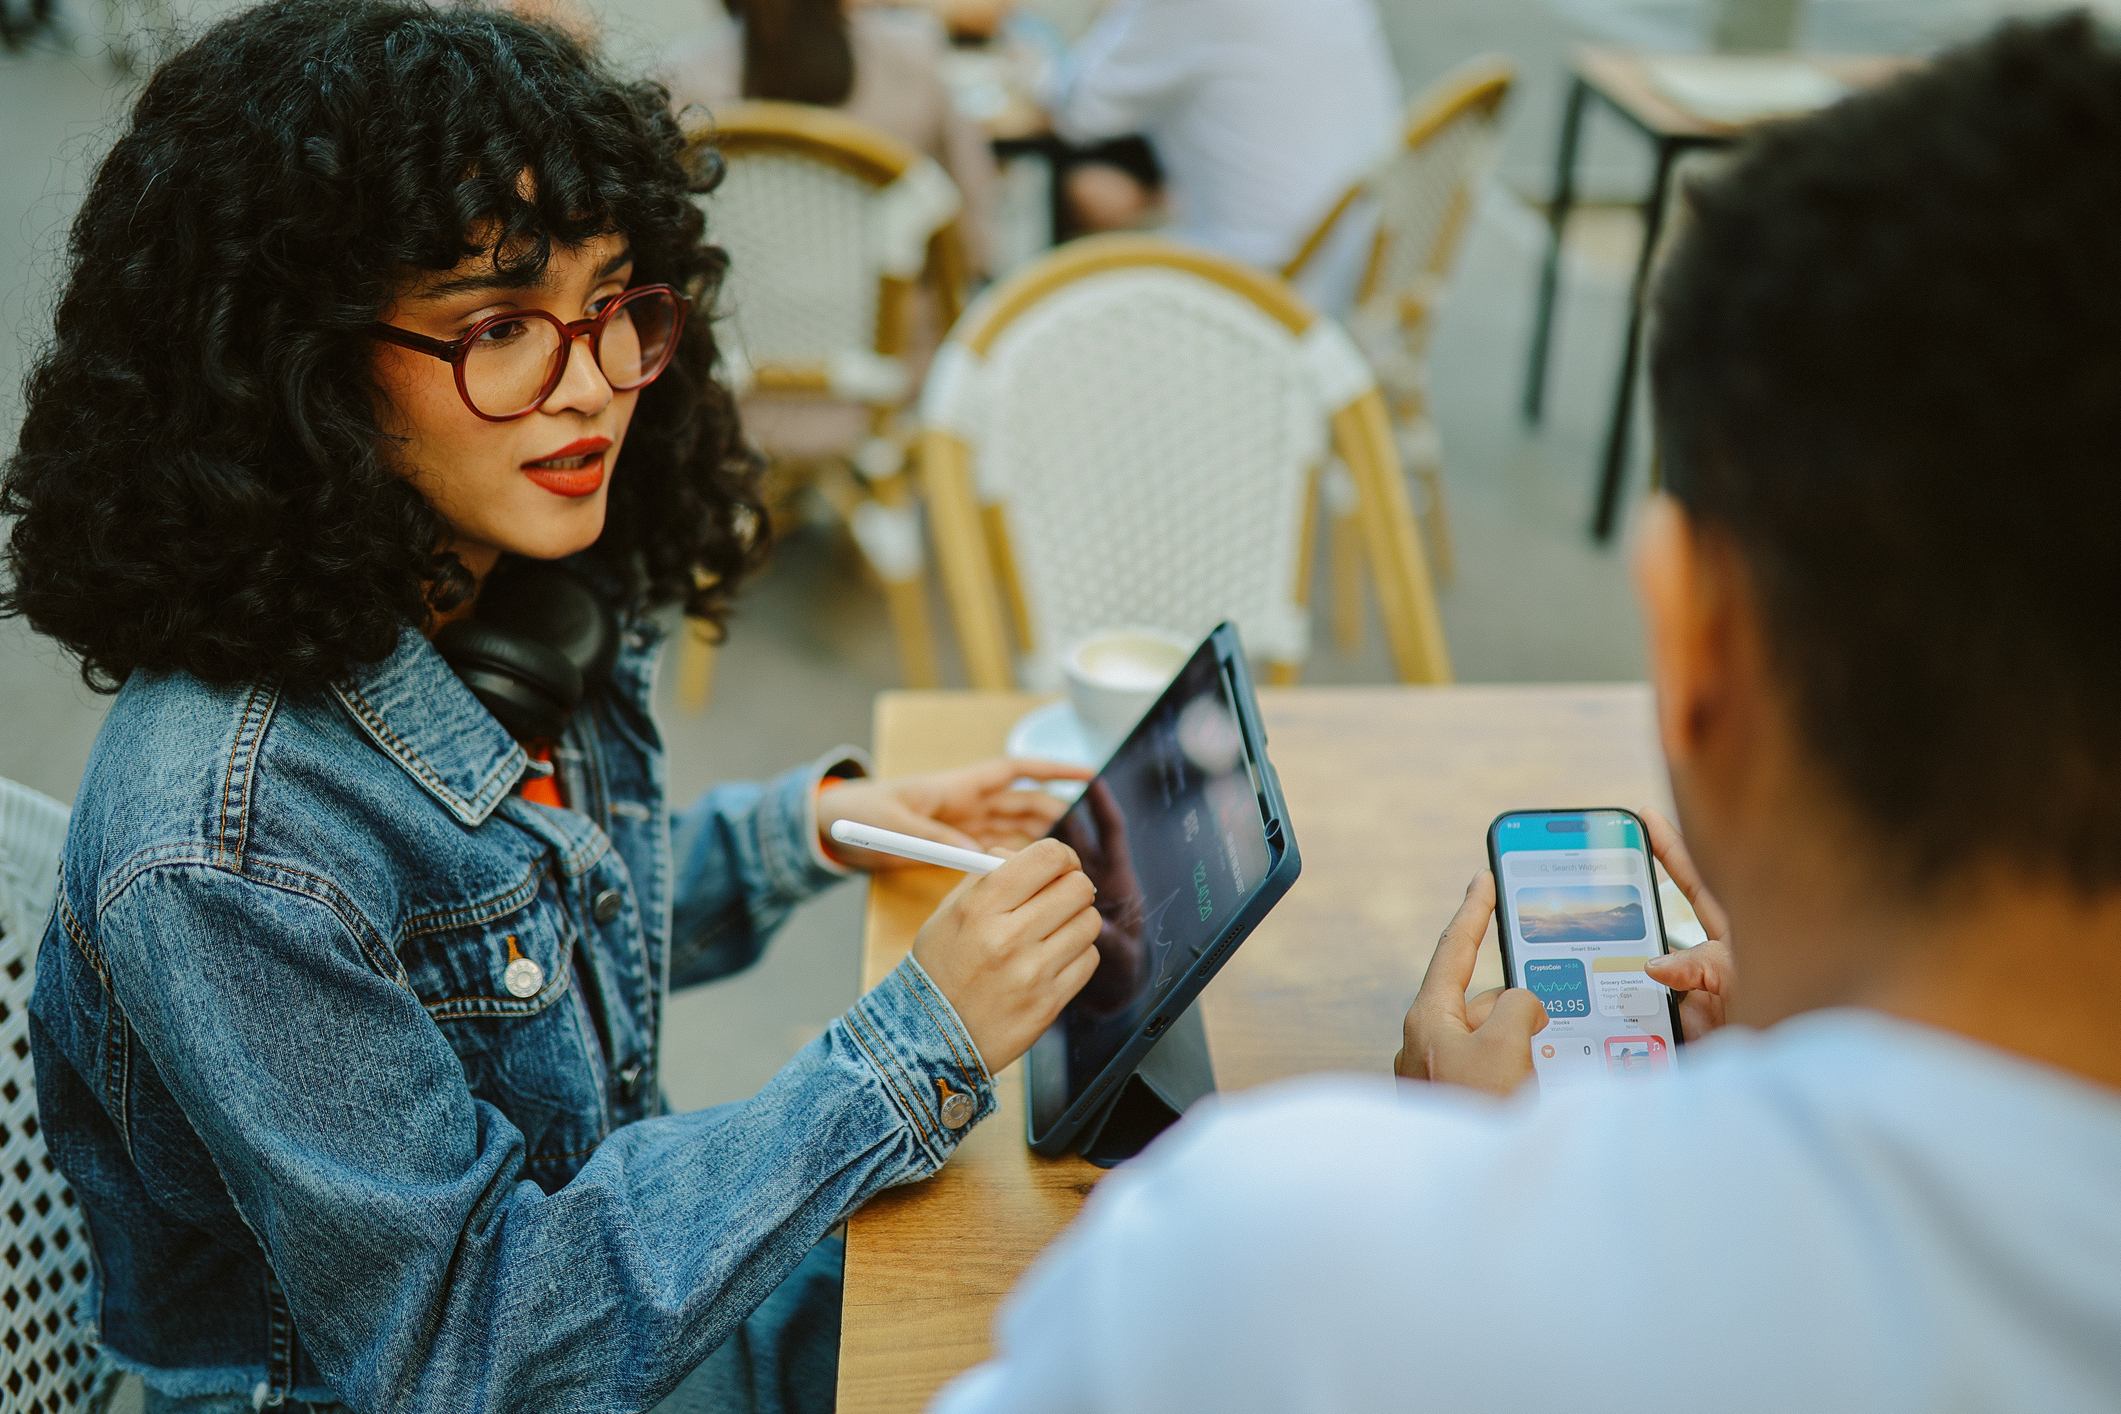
{"left": 0, "top": 6, "right": 2066, "bottom": 1401}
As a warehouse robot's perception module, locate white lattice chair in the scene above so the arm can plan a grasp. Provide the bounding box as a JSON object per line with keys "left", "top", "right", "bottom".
{"left": 919, "top": 236, "right": 1451, "bottom": 689}
{"left": 682, "top": 102, "right": 970, "bottom": 696}
{"left": 1286, "top": 58, "right": 1514, "bottom": 613}
{"left": 1, "top": 778, "right": 114, "bottom": 1413}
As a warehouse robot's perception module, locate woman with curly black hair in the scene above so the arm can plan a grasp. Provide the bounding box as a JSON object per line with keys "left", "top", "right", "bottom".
{"left": 4, "top": 4, "right": 1103, "bottom": 1410}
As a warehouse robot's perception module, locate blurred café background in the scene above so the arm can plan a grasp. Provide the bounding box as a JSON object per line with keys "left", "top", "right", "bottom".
{"left": 0, "top": 0, "right": 2094, "bottom": 1126}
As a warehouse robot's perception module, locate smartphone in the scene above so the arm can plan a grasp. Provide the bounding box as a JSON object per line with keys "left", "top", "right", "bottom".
{"left": 1486, "top": 808, "right": 1684, "bottom": 1086}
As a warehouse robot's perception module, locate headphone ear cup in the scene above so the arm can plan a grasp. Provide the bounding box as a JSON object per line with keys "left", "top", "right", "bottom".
{"left": 481, "top": 562, "right": 619, "bottom": 691}
{"left": 434, "top": 621, "right": 583, "bottom": 743}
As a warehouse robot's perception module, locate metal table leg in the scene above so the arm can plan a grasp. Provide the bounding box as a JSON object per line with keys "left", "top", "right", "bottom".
{"left": 1522, "top": 74, "right": 1589, "bottom": 426}
{"left": 1590, "top": 138, "right": 1678, "bottom": 541}
{"left": 991, "top": 134, "right": 1069, "bottom": 251}
{"left": 1041, "top": 137, "right": 1068, "bottom": 247}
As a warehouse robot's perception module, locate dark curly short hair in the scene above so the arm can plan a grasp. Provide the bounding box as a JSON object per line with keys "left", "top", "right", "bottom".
{"left": 1652, "top": 11, "right": 2121, "bottom": 892}
{"left": 0, "top": 0, "right": 767, "bottom": 694}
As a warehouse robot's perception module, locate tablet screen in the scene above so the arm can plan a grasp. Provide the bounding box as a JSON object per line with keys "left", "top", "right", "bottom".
{"left": 1026, "top": 642, "right": 1273, "bottom": 1138}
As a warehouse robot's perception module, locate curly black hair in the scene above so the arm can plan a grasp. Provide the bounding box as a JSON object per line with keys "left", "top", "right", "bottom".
{"left": 0, "top": 0, "right": 767, "bottom": 694}
{"left": 1652, "top": 11, "right": 2121, "bottom": 892}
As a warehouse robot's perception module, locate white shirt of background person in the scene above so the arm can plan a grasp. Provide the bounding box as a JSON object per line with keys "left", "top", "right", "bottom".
{"left": 933, "top": 1011, "right": 2121, "bottom": 1413}
{"left": 1047, "top": 0, "right": 1400, "bottom": 314}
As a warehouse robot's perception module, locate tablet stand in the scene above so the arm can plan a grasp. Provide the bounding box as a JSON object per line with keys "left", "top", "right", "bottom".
{"left": 1075, "top": 1002, "right": 1217, "bottom": 1168}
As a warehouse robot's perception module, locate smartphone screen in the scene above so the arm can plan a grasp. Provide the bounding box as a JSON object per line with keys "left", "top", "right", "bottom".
{"left": 1488, "top": 809, "right": 1682, "bottom": 1086}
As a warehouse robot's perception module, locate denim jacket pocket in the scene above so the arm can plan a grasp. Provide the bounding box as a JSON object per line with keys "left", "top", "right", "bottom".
{"left": 396, "top": 869, "right": 610, "bottom": 1180}
{"left": 399, "top": 864, "right": 575, "bottom": 1022}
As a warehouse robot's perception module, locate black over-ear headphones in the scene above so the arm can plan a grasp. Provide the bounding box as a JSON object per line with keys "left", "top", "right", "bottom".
{"left": 434, "top": 561, "right": 619, "bottom": 743}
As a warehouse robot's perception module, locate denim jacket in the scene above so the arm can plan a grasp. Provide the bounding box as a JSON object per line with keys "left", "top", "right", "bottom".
{"left": 27, "top": 613, "right": 998, "bottom": 1412}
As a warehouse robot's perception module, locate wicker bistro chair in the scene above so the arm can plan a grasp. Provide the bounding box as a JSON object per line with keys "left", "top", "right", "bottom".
{"left": 681, "top": 102, "right": 970, "bottom": 697}
{"left": 0, "top": 778, "right": 115, "bottom": 1414}
{"left": 919, "top": 236, "right": 1452, "bottom": 691}
{"left": 1285, "top": 58, "right": 1515, "bottom": 621}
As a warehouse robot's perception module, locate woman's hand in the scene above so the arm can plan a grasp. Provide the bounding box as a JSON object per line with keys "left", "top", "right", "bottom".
{"left": 1053, "top": 781, "right": 1150, "bottom": 1015}
{"left": 1638, "top": 808, "right": 1738, "bottom": 1041}
{"left": 912, "top": 838, "right": 1103, "bottom": 1071}
{"left": 818, "top": 758, "right": 1094, "bottom": 871}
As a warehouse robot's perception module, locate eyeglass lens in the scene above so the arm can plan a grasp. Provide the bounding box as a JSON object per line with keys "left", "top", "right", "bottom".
{"left": 461, "top": 289, "right": 680, "bottom": 418}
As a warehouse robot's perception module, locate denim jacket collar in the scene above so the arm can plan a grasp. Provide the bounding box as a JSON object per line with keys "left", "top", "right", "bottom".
{"left": 332, "top": 624, "right": 526, "bottom": 828}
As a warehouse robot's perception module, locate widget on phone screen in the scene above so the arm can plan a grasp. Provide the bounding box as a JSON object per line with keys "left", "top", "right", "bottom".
{"left": 1513, "top": 883, "right": 1647, "bottom": 943}
{"left": 1524, "top": 958, "right": 1590, "bottom": 1018}
{"left": 1591, "top": 955, "right": 1664, "bottom": 1017}
{"left": 1604, "top": 1035, "right": 1669, "bottom": 1075}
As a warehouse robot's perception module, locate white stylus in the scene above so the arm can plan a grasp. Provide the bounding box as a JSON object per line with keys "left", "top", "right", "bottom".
{"left": 829, "top": 820, "right": 1005, "bottom": 875}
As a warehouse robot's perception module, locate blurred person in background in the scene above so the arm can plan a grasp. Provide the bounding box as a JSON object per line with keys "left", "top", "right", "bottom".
{"left": 1, "top": 3, "right": 1106, "bottom": 1410}
{"left": 1048, "top": 0, "right": 1400, "bottom": 310}
{"left": 658, "top": 0, "right": 999, "bottom": 273}
{"left": 939, "top": 14, "right": 2121, "bottom": 1412}
{"left": 658, "top": 0, "right": 1001, "bottom": 501}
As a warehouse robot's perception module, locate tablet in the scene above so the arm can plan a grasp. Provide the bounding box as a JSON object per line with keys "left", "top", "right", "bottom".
{"left": 1025, "top": 624, "right": 1300, "bottom": 1156}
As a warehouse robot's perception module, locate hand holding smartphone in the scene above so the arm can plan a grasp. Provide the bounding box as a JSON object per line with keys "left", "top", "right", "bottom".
{"left": 1487, "top": 809, "right": 1686, "bottom": 1085}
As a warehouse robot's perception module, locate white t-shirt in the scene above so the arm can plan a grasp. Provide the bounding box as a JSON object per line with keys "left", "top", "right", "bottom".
{"left": 1049, "top": 0, "right": 1400, "bottom": 310}
{"left": 935, "top": 1012, "right": 2121, "bottom": 1413}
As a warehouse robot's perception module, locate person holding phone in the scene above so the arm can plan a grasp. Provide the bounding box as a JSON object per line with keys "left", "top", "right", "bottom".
{"left": 1471, "top": 808, "right": 1693, "bottom": 1086}
{"left": 937, "top": 15, "right": 2121, "bottom": 1413}
{"left": 2, "top": 5, "right": 1104, "bottom": 1411}
{"left": 1398, "top": 808, "right": 1734, "bottom": 1096}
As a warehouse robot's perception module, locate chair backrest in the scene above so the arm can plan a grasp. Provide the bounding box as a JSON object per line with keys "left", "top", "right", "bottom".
{"left": 0, "top": 778, "right": 113, "bottom": 1414}
{"left": 1287, "top": 58, "right": 1514, "bottom": 358}
{"left": 920, "top": 236, "right": 1451, "bottom": 689}
{"left": 694, "top": 102, "right": 967, "bottom": 410}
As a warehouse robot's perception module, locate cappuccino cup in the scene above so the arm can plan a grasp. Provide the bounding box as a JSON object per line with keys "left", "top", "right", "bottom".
{"left": 1062, "top": 628, "right": 1195, "bottom": 749}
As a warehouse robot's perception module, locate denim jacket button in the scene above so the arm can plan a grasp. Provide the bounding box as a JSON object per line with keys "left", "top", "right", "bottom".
{"left": 617, "top": 1061, "right": 645, "bottom": 1100}
{"left": 504, "top": 956, "right": 545, "bottom": 998}
{"left": 592, "top": 888, "right": 623, "bottom": 924}
{"left": 936, "top": 1081, "right": 974, "bottom": 1130}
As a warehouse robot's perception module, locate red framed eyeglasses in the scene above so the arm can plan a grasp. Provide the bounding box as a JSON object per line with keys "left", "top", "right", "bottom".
{"left": 370, "top": 284, "right": 690, "bottom": 422}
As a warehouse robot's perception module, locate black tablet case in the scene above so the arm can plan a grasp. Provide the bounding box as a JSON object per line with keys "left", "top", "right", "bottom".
{"left": 1024, "top": 622, "right": 1294, "bottom": 1163}
{"left": 1073, "top": 1002, "right": 1216, "bottom": 1168}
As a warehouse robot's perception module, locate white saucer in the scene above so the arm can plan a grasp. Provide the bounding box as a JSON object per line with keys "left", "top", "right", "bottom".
{"left": 1005, "top": 701, "right": 1103, "bottom": 799}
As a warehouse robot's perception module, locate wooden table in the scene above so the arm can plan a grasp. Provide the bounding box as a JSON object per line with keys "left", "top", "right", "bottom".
{"left": 837, "top": 684, "right": 1668, "bottom": 1411}
{"left": 1519, "top": 47, "right": 1913, "bottom": 541}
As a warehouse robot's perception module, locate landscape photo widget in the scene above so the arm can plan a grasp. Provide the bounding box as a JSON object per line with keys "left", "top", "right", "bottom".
{"left": 1513, "top": 884, "right": 1648, "bottom": 944}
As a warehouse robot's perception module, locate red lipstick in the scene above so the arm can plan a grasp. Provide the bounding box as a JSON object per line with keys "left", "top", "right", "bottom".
{"left": 521, "top": 435, "right": 611, "bottom": 498}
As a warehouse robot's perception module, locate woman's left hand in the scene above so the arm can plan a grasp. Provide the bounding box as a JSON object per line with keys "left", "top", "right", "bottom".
{"left": 817, "top": 758, "right": 1094, "bottom": 871}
